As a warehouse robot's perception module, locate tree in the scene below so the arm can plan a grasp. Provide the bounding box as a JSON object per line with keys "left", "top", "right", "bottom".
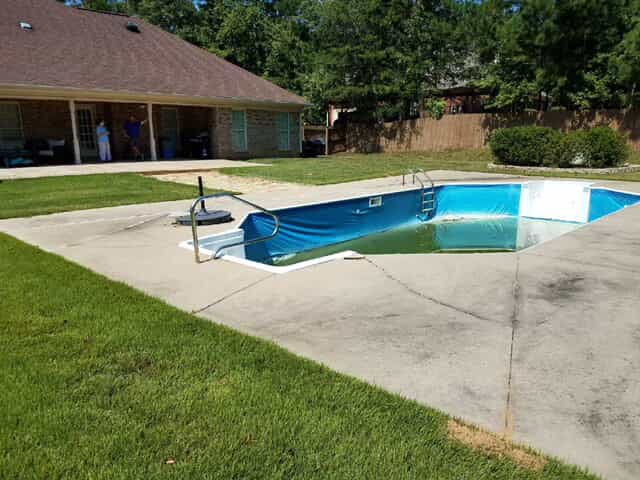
{"left": 609, "top": 0, "right": 640, "bottom": 107}
{"left": 264, "top": 19, "right": 310, "bottom": 93}
{"left": 132, "top": 0, "right": 202, "bottom": 45}
{"left": 405, "top": 0, "right": 468, "bottom": 113}
{"left": 474, "top": 0, "right": 635, "bottom": 111}
{"left": 313, "top": 0, "right": 465, "bottom": 122}
{"left": 211, "top": 4, "right": 271, "bottom": 75}
{"left": 58, "top": 0, "right": 127, "bottom": 12}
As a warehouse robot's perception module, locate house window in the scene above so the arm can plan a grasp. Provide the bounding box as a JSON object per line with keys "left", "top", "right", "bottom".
{"left": 0, "top": 102, "right": 24, "bottom": 146}
{"left": 232, "top": 110, "right": 247, "bottom": 152}
{"left": 277, "top": 112, "right": 290, "bottom": 151}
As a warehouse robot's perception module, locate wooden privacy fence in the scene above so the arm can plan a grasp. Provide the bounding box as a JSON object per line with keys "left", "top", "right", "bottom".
{"left": 329, "top": 109, "right": 640, "bottom": 154}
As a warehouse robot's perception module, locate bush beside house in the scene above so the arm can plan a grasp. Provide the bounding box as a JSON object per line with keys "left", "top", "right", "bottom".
{"left": 490, "top": 126, "right": 629, "bottom": 168}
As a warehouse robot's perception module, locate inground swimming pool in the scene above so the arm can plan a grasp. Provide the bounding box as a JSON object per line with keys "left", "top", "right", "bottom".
{"left": 181, "top": 181, "right": 640, "bottom": 273}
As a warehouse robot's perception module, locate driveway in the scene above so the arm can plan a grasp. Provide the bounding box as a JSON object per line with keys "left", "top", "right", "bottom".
{"left": 1, "top": 174, "right": 638, "bottom": 479}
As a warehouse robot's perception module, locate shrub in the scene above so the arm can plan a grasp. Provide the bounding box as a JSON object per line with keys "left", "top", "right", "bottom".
{"left": 551, "top": 131, "right": 589, "bottom": 167}
{"left": 424, "top": 98, "right": 446, "bottom": 120}
{"left": 491, "top": 125, "right": 628, "bottom": 168}
{"left": 582, "top": 126, "right": 629, "bottom": 168}
{"left": 489, "top": 126, "right": 561, "bottom": 166}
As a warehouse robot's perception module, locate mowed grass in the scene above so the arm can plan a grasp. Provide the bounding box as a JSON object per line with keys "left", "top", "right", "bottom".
{"left": 0, "top": 233, "right": 598, "bottom": 479}
{"left": 221, "top": 149, "right": 640, "bottom": 185}
{"left": 0, "top": 173, "right": 222, "bottom": 219}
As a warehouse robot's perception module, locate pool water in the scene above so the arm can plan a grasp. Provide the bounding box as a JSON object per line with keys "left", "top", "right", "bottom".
{"left": 268, "top": 216, "right": 581, "bottom": 266}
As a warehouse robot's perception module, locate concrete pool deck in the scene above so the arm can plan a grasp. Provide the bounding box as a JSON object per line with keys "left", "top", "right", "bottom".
{"left": 1, "top": 173, "right": 639, "bottom": 479}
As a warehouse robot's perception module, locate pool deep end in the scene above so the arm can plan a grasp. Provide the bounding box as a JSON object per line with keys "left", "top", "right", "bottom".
{"left": 183, "top": 182, "right": 640, "bottom": 272}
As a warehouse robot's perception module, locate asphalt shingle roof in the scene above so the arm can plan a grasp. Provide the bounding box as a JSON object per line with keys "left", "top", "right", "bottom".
{"left": 0, "top": 0, "right": 306, "bottom": 106}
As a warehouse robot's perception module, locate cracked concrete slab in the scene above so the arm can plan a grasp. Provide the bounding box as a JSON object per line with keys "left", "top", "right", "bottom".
{"left": 367, "top": 253, "right": 519, "bottom": 325}
{"left": 202, "top": 258, "right": 513, "bottom": 434}
{"left": 1, "top": 174, "right": 639, "bottom": 479}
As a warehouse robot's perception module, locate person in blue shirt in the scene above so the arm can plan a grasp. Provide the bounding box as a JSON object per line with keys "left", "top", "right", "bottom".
{"left": 96, "top": 119, "right": 111, "bottom": 162}
{"left": 123, "top": 112, "right": 147, "bottom": 161}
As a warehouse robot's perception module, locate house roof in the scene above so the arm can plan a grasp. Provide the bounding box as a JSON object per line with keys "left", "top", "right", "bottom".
{"left": 0, "top": 0, "right": 307, "bottom": 107}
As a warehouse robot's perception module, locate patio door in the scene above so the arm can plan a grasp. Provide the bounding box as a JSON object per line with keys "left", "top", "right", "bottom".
{"left": 76, "top": 104, "right": 97, "bottom": 159}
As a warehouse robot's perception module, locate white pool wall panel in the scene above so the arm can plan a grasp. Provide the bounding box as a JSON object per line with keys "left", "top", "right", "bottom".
{"left": 519, "top": 181, "right": 592, "bottom": 223}
{"left": 200, "top": 229, "right": 246, "bottom": 258}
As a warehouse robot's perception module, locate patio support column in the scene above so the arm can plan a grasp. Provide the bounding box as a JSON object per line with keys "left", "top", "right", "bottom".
{"left": 69, "top": 100, "right": 81, "bottom": 164}
{"left": 147, "top": 102, "right": 157, "bottom": 161}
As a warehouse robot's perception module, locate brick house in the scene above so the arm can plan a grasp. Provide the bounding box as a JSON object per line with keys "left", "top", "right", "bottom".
{"left": 0, "top": 0, "right": 307, "bottom": 165}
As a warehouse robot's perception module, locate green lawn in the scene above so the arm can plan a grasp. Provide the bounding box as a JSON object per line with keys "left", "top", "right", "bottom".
{"left": 0, "top": 233, "right": 597, "bottom": 479}
{"left": 0, "top": 174, "right": 222, "bottom": 219}
{"left": 221, "top": 149, "right": 640, "bottom": 185}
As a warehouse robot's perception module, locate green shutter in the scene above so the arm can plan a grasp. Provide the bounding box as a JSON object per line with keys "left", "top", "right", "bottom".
{"left": 277, "top": 112, "right": 290, "bottom": 151}
{"left": 289, "top": 112, "right": 299, "bottom": 151}
{"left": 232, "top": 111, "right": 247, "bottom": 152}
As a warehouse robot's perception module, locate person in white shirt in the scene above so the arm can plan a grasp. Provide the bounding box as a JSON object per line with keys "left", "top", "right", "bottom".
{"left": 96, "top": 120, "right": 112, "bottom": 162}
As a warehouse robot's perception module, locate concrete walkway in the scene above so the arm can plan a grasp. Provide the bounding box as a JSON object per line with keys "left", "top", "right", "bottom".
{"left": 0, "top": 159, "right": 262, "bottom": 180}
{"left": 1, "top": 174, "right": 638, "bottom": 479}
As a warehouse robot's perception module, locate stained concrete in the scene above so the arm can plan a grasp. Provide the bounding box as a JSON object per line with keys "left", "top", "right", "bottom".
{"left": 1, "top": 173, "right": 639, "bottom": 479}
{"left": 512, "top": 253, "right": 640, "bottom": 478}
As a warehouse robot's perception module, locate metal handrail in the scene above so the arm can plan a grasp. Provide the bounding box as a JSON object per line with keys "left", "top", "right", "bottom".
{"left": 189, "top": 193, "right": 280, "bottom": 263}
{"left": 411, "top": 168, "right": 436, "bottom": 191}
{"left": 403, "top": 168, "right": 437, "bottom": 217}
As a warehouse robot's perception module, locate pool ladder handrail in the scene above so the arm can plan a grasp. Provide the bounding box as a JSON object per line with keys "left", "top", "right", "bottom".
{"left": 189, "top": 193, "right": 280, "bottom": 263}
{"left": 403, "top": 168, "right": 437, "bottom": 218}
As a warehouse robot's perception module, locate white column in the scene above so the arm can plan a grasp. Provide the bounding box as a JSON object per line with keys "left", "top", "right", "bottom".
{"left": 69, "top": 100, "right": 81, "bottom": 164}
{"left": 147, "top": 102, "right": 157, "bottom": 161}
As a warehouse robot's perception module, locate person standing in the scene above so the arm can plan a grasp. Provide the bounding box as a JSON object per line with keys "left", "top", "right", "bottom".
{"left": 123, "top": 112, "right": 147, "bottom": 161}
{"left": 96, "top": 119, "right": 112, "bottom": 162}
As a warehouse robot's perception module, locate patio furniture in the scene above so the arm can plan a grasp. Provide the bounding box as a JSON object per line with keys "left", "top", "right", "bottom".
{"left": 187, "top": 134, "right": 210, "bottom": 159}
{"left": 26, "top": 138, "right": 70, "bottom": 164}
{"left": 1, "top": 140, "right": 34, "bottom": 168}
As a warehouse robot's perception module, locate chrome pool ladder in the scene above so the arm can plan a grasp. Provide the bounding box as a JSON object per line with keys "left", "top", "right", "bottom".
{"left": 403, "top": 168, "right": 437, "bottom": 219}
{"left": 189, "top": 193, "right": 280, "bottom": 263}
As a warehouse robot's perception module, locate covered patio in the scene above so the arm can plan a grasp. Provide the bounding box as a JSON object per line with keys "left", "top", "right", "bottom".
{"left": 0, "top": 97, "right": 215, "bottom": 166}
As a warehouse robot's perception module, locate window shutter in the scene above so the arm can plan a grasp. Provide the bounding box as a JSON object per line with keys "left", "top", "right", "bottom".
{"left": 232, "top": 111, "right": 247, "bottom": 152}
{"left": 277, "top": 112, "right": 290, "bottom": 151}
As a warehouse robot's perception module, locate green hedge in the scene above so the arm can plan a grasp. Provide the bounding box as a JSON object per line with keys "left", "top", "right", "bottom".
{"left": 552, "top": 131, "right": 589, "bottom": 168}
{"left": 489, "top": 126, "right": 560, "bottom": 166}
{"left": 490, "top": 125, "right": 628, "bottom": 168}
{"left": 583, "top": 127, "right": 630, "bottom": 168}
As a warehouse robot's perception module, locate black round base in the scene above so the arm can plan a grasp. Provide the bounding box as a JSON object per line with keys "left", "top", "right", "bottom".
{"left": 176, "top": 209, "right": 233, "bottom": 226}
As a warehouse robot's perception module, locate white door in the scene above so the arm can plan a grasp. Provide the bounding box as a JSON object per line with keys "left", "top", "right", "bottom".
{"left": 76, "top": 104, "right": 97, "bottom": 159}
